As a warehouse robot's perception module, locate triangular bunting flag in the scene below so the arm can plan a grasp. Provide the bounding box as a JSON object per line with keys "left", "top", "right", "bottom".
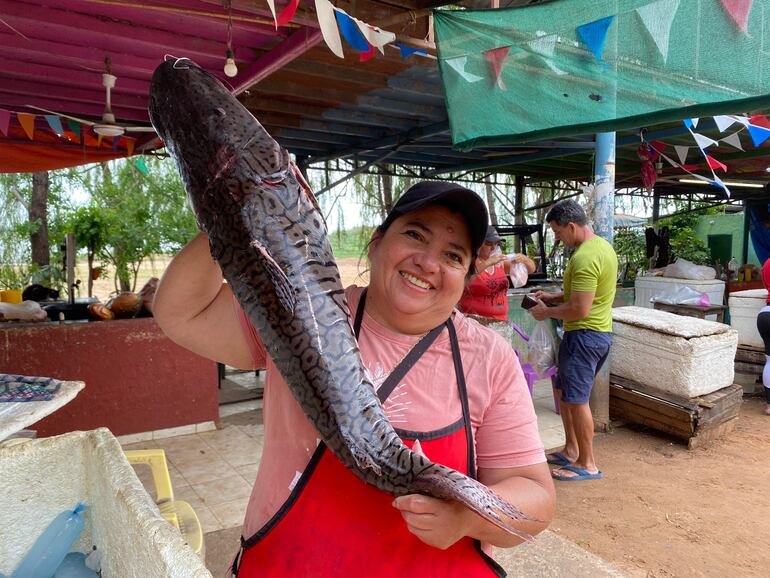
{"left": 125, "top": 137, "right": 135, "bottom": 157}
{"left": 134, "top": 157, "right": 149, "bottom": 175}
{"left": 395, "top": 43, "right": 427, "bottom": 59}
{"left": 335, "top": 10, "right": 370, "bottom": 52}
{"left": 747, "top": 123, "right": 770, "bottom": 147}
{"left": 721, "top": 132, "right": 744, "bottom": 151}
{"left": 674, "top": 145, "right": 690, "bottom": 164}
{"left": 649, "top": 140, "right": 666, "bottom": 159}
{"left": 356, "top": 21, "right": 395, "bottom": 55}
{"left": 705, "top": 154, "right": 727, "bottom": 172}
{"left": 528, "top": 35, "right": 568, "bottom": 75}
{"left": 731, "top": 115, "right": 750, "bottom": 126}
{"left": 445, "top": 56, "right": 483, "bottom": 83}
{"left": 483, "top": 46, "right": 511, "bottom": 90}
{"left": 693, "top": 132, "right": 717, "bottom": 149}
{"left": 265, "top": 0, "right": 278, "bottom": 28}
{"left": 17, "top": 113, "right": 36, "bottom": 140}
{"left": 749, "top": 114, "right": 770, "bottom": 128}
{"left": 67, "top": 120, "right": 81, "bottom": 140}
{"left": 97, "top": 134, "right": 103, "bottom": 148}
{"left": 635, "top": 0, "right": 680, "bottom": 62}
{"left": 315, "top": 0, "right": 344, "bottom": 58}
{"left": 576, "top": 16, "right": 614, "bottom": 65}
{"left": 714, "top": 115, "right": 737, "bottom": 132}
{"left": 112, "top": 135, "right": 121, "bottom": 150}
{"left": 691, "top": 117, "right": 700, "bottom": 128}
{"left": 276, "top": 0, "right": 299, "bottom": 27}
{"left": 44, "top": 115, "right": 63, "bottom": 135}
{"left": 359, "top": 41, "right": 375, "bottom": 62}
{"left": 683, "top": 118, "right": 693, "bottom": 129}
{"left": 0, "top": 109, "right": 10, "bottom": 136}
{"left": 712, "top": 175, "right": 731, "bottom": 196}
{"left": 720, "top": 0, "right": 754, "bottom": 33}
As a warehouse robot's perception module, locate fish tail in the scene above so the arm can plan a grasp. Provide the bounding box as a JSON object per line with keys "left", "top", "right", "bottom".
{"left": 411, "top": 466, "right": 537, "bottom": 541}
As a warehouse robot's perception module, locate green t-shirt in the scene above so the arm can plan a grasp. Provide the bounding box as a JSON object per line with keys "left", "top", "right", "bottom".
{"left": 563, "top": 235, "right": 618, "bottom": 333}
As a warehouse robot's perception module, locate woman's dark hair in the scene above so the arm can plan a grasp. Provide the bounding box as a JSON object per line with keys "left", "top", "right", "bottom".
{"left": 545, "top": 199, "right": 588, "bottom": 226}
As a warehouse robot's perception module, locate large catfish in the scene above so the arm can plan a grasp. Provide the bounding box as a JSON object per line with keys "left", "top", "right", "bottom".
{"left": 148, "top": 58, "right": 534, "bottom": 539}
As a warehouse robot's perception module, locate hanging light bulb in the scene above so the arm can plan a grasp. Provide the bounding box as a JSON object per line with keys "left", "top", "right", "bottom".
{"left": 223, "top": 0, "right": 237, "bottom": 77}
{"left": 224, "top": 47, "right": 238, "bottom": 77}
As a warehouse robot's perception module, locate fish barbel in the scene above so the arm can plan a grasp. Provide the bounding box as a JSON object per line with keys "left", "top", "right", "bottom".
{"left": 148, "top": 57, "right": 534, "bottom": 540}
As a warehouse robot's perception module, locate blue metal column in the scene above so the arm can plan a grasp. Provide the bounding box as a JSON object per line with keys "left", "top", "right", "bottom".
{"left": 592, "top": 132, "right": 616, "bottom": 242}
{"left": 589, "top": 131, "right": 615, "bottom": 431}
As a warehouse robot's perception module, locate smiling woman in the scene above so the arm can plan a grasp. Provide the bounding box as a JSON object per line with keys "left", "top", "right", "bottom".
{"left": 153, "top": 180, "right": 555, "bottom": 577}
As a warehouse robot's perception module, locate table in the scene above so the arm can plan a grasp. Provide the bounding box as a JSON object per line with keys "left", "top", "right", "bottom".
{"left": 652, "top": 301, "right": 728, "bottom": 323}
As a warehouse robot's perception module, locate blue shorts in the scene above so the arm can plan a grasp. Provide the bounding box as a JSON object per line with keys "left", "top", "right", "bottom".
{"left": 556, "top": 330, "right": 612, "bottom": 404}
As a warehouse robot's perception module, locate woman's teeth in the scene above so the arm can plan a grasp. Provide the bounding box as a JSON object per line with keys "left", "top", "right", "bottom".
{"left": 401, "top": 272, "right": 431, "bottom": 289}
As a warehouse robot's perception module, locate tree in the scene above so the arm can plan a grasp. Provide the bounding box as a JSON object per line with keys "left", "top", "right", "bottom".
{"left": 68, "top": 205, "right": 109, "bottom": 297}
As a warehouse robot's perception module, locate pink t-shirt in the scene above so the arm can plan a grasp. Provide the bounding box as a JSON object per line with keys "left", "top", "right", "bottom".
{"left": 235, "top": 285, "right": 545, "bottom": 537}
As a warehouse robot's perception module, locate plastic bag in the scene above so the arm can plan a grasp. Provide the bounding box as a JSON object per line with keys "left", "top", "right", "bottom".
{"left": 527, "top": 321, "right": 557, "bottom": 376}
{"left": 650, "top": 284, "right": 711, "bottom": 306}
{"left": 663, "top": 258, "right": 716, "bottom": 280}
{"left": 508, "top": 261, "right": 529, "bottom": 288}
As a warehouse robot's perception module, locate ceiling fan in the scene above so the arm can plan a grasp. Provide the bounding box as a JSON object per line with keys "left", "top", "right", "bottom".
{"left": 28, "top": 59, "right": 156, "bottom": 138}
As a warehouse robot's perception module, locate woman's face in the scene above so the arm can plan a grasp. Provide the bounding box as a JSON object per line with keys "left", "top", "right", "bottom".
{"left": 367, "top": 205, "right": 472, "bottom": 334}
{"left": 479, "top": 241, "right": 498, "bottom": 260}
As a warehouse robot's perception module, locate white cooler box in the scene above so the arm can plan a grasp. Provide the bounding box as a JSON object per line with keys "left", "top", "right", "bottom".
{"left": 728, "top": 288, "right": 768, "bottom": 348}
{"left": 634, "top": 276, "right": 725, "bottom": 320}
{"left": 0, "top": 428, "right": 211, "bottom": 578}
{"left": 611, "top": 306, "right": 738, "bottom": 398}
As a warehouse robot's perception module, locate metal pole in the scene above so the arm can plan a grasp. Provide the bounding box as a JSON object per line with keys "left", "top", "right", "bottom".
{"left": 514, "top": 175, "right": 525, "bottom": 253}
{"left": 592, "top": 132, "right": 615, "bottom": 242}
{"left": 589, "top": 132, "right": 615, "bottom": 432}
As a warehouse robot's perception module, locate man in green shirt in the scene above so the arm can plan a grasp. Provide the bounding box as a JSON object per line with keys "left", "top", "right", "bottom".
{"left": 529, "top": 199, "right": 617, "bottom": 482}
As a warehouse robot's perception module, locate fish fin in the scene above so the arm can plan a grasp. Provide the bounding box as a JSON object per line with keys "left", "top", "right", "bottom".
{"left": 250, "top": 239, "right": 296, "bottom": 314}
{"left": 290, "top": 162, "right": 328, "bottom": 233}
{"left": 412, "top": 467, "right": 536, "bottom": 542}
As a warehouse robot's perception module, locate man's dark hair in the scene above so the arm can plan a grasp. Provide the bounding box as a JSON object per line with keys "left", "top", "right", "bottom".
{"left": 545, "top": 199, "right": 588, "bottom": 226}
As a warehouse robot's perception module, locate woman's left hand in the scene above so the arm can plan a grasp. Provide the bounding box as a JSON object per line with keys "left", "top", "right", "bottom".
{"left": 392, "top": 494, "right": 473, "bottom": 550}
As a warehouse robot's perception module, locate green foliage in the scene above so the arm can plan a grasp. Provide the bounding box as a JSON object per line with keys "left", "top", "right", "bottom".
{"left": 661, "top": 212, "right": 711, "bottom": 265}
{"left": 614, "top": 228, "right": 646, "bottom": 280}
{"left": 330, "top": 226, "right": 374, "bottom": 259}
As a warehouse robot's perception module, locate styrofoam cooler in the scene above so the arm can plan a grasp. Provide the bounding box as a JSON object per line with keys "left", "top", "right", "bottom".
{"left": 728, "top": 288, "right": 768, "bottom": 348}
{"left": 0, "top": 428, "right": 211, "bottom": 578}
{"left": 611, "top": 306, "right": 738, "bottom": 398}
{"left": 634, "top": 276, "right": 726, "bottom": 320}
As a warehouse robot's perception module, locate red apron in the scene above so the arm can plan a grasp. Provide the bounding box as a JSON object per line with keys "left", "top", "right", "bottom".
{"left": 232, "top": 292, "right": 505, "bottom": 578}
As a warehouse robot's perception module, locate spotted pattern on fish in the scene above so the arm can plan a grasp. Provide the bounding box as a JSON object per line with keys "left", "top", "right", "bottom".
{"left": 149, "top": 58, "right": 535, "bottom": 539}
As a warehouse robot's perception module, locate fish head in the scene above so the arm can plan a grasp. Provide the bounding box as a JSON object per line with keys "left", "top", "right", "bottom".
{"left": 148, "top": 58, "right": 287, "bottom": 230}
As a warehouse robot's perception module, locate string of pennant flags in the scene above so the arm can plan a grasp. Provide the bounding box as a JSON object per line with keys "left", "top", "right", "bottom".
{"left": 0, "top": 107, "right": 139, "bottom": 156}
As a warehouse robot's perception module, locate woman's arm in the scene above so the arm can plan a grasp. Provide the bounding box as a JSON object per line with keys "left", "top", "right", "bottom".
{"left": 503, "top": 253, "right": 537, "bottom": 275}
{"left": 392, "top": 462, "right": 554, "bottom": 549}
{"left": 153, "top": 232, "right": 257, "bottom": 370}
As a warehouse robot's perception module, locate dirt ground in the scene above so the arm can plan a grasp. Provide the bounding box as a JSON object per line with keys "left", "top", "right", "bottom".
{"left": 550, "top": 396, "right": 770, "bottom": 578}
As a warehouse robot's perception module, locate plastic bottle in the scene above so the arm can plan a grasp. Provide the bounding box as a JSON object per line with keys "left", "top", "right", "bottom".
{"left": 11, "top": 503, "right": 88, "bottom": 578}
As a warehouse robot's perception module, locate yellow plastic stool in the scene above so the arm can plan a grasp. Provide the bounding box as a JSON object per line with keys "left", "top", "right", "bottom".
{"left": 124, "top": 449, "right": 204, "bottom": 556}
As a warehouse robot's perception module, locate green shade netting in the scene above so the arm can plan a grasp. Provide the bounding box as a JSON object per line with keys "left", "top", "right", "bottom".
{"left": 434, "top": 0, "right": 770, "bottom": 150}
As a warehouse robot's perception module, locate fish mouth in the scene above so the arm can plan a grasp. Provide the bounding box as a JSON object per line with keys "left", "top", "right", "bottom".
{"left": 400, "top": 271, "right": 433, "bottom": 290}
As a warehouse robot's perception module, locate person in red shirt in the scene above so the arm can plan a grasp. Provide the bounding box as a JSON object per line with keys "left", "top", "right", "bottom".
{"left": 458, "top": 226, "right": 537, "bottom": 320}
{"left": 757, "top": 257, "right": 770, "bottom": 415}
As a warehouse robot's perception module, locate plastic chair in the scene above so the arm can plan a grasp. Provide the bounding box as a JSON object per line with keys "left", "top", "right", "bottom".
{"left": 510, "top": 322, "right": 560, "bottom": 414}
{"left": 124, "top": 449, "right": 204, "bottom": 557}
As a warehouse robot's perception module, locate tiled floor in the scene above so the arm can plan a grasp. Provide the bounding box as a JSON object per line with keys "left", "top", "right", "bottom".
{"left": 121, "top": 377, "right": 564, "bottom": 537}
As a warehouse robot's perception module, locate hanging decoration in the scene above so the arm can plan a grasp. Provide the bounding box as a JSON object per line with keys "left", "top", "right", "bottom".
{"left": 719, "top": 0, "right": 754, "bottom": 33}
{"left": 483, "top": 46, "right": 510, "bottom": 90}
{"left": 635, "top": 0, "right": 680, "bottom": 62}
{"left": 576, "top": 15, "right": 615, "bottom": 66}
{"left": 445, "top": 56, "right": 483, "bottom": 82}
{"left": 17, "top": 113, "right": 35, "bottom": 140}
{"left": 44, "top": 115, "right": 63, "bottom": 136}
{"left": 0, "top": 109, "right": 9, "bottom": 136}
{"left": 315, "top": 0, "right": 344, "bottom": 58}
{"left": 637, "top": 140, "right": 658, "bottom": 194}
{"left": 395, "top": 43, "right": 428, "bottom": 59}
{"left": 335, "top": 10, "right": 371, "bottom": 53}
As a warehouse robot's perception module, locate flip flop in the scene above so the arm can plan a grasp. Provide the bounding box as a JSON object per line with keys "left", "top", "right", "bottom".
{"left": 551, "top": 464, "right": 604, "bottom": 481}
{"left": 546, "top": 451, "right": 572, "bottom": 467}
